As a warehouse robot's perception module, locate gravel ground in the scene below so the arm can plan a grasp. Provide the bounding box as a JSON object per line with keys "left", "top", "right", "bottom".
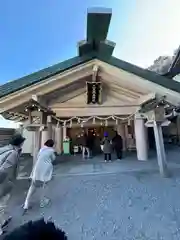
{"left": 5, "top": 166, "right": 180, "bottom": 240}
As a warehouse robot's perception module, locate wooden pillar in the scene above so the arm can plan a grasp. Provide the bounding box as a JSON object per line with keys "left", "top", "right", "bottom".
{"left": 47, "top": 115, "right": 53, "bottom": 139}
{"left": 33, "top": 129, "right": 41, "bottom": 165}
{"left": 63, "top": 125, "right": 67, "bottom": 140}
{"left": 19, "top": 124, "right": 24, "bottom": 135}
{"left": 145, "top": 106, "right": 170, "bottom": 177}
{"left": 41, "top": 128, "right": 49, "bottom": 147}
{"left": 153, "top": 121, "right": 169, "bottom": 177}
{"left": 55, "top": 125, "right": 63, "bottom": 154}
{"left": 134, "top": 117, "right": 148, "bottom": 160}
{"left": 28, "top": 110, "right": 33, "bottom": 124}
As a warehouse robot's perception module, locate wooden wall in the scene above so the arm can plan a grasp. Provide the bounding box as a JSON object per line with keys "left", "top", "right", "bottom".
{"left": 0, "top": 128, "right": 15, "bottom": 147}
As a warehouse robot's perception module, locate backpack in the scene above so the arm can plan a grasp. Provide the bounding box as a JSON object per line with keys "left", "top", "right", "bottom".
{"left": 0, "top": 146, "right": 14, "bottom": 167}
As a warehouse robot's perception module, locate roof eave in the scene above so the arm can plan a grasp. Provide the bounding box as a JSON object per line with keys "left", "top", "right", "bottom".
{"left": 0, "top": 53, "right": 97, "bottom": 99}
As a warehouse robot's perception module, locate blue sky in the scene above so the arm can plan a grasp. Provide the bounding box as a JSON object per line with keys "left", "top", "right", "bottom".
{"left": 1, "top": 0, "right": 179, "bottom": 84}
{"left": 0, "top": 0, "right": 180, "bottom": 127}
{"left": 0, "top": 0, "right": 134, "bottom": 84}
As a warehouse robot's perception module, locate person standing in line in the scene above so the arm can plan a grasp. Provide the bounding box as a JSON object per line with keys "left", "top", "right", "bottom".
{"left": 101, "top": 132, "right": 112, "bottom": 162}
{"left": 0, "top": 134, "right": 26, "bottom": 236}
{"left": 87, "top": 131, "right": 94, "bottom": 158}
{"left": 23, "top": 139, "right": 56, "bottom": 213}
{"left": 81, "top": 133, "right": 90, "bottom": 159}
{"left": 112, "top": 131, "right": 123, "bottom": 160}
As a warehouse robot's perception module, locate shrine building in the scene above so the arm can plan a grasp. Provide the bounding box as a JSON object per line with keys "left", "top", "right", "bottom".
{"left": 1, "top": 8, "right": 180, "bottom": 175}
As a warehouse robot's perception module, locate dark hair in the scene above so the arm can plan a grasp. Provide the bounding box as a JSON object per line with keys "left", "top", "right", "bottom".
{"left": 9, "top": 134, "right": 26, "bottom": 146}
{"left": 44, "top": 139, "right": 54, "bottom": 147}
{"left": 3, "top": 218, "right": 68, "bottom": 240}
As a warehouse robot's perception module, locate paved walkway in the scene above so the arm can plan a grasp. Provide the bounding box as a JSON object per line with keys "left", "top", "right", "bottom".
{"left": 18, "top": 146, "right": 180, "bottom": 179}
{"left": 6, "top": 162, "right": 180, "bottom": 240}
{"left": 5, "top": 147, "right": 180, "bottom": 239}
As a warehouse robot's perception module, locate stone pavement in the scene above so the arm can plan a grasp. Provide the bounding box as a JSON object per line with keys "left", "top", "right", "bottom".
{"left": 18, "top": 146, "right": 180, "bottom": 179}
{"left": 5, "top": 148, "right": 180, "bottom": 239}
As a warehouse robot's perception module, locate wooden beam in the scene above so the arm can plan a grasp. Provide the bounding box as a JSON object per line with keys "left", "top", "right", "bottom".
{"left": 52, "top": 106, "right": 139, "bottom": 117}
{"left": 48, "top": 87, "right": 86, "bottom": 106}
{"left": 138, "top": 93, "right": 156, "bottom": 105}
{"left": 109, "top": 89, "right": 138, "bottom": 102}
{"left": 100, "top": 71, "right": 149, "bottom": 96}
{"left": 99, "top": 61, "right": 180, "bottom": 105}
{"left": 92, "top": 65, "right": 99, "bottom": 81}
{"left": 45, "top": 77, "right": 89, "bottom": 105}
{"left": 140, "top": 96, "right": 167, "bottom": 113}
{"left": 101, "top": 78, "right": 143, "bottom": 99}
{"left": 0, "top": 62, "right": 94, "bottom": 112}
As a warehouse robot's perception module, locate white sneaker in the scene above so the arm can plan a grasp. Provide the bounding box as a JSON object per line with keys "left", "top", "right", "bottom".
{"left": 0, "top": 227, "right": 3, "bottom": 236}
{"left": 1, "top": 216, "right": 12, "bottom": 229}
{"left": 0, "top": 216, "right": 12, "bottom": 235}
{"left": 40, "top": 198, "right": 50, "bottom": 208}
{"left": 23, "top": 202, "right": 29, "bottom": 210}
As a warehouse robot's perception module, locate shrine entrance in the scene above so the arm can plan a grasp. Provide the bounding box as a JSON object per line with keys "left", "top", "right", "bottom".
{"left": 67, "top": 125, "right": 117, "bottom": 156}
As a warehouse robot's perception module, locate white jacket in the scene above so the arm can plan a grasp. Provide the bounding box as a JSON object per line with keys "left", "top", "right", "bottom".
{"left": 31, "top": 146, "right": 56, "bottom": 183}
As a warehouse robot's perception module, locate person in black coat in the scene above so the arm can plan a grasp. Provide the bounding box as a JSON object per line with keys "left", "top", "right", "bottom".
{"left": 112, "top": 131, "right": 123, "bottom": 160}
{"left": 81, "top": 133, "right": 90, "bottom": 159}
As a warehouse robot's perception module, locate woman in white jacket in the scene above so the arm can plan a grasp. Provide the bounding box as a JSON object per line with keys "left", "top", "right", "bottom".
{"left": 23, "top": 139, "right": 56, "bottom": 212}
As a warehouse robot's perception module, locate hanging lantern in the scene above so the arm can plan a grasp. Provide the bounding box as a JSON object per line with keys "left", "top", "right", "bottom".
{"left": 81, "top": 123, "right": 84, "bottom": 128}
{"left": 100, "top": 121, "right": 103, "bottom": 126}
{"left": 105, "top": 119, "right": 108, "bottom": 126}
{"left": 78, "top": 118, "right": 81, "bottom": 124}
{"left": 93, "top": 117, "right": 96, "bottom": 124}
{"left": 128, "top": 119, "right": 131, "bottom": 126}
{"left": 69, "top": 120, "right": 72, "bottom": 128}
{"left": 116, "top": 119, "right": 118, "bottom": 125}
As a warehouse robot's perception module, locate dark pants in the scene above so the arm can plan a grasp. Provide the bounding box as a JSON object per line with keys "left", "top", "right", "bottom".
{"left": 115, "top": 148, "right": 122, "bottom": 159}
{"left": 104, "top": 153, "right": 111, "bottom": 161}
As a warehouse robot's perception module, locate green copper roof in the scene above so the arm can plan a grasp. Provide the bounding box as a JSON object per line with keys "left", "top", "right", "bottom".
{"left": 1, "top": 7, "right": 180, "bottom": 99}
{"left": 0, "top": 53, "right": 95, "bottom": 98}
{"left": 98, "top": 54, "right": 180, "bottom": 93}
{"left": 87, "top": 7, "right": 112, "bottom": 42}
{"left": 78, "top": 8, "right": 115, "bottom": 57}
